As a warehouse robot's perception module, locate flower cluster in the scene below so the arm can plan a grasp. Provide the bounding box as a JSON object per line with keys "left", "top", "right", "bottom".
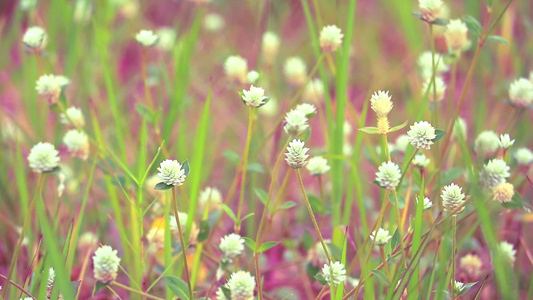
{"left": 441, "top": 183, "right": 466, "bottom": 215}
{"left": 407, "top": 121, "right": 436, "bottom": 150}
{"left": 370, "top": 228, "right": 392, "bottom": 246}
{"left": 284, "top": 57, "right": 307, "bottom": 86}
{"left": 63, "top": 129, "right": 90, "bottom": 160}
{"left": 157, "top": 159, "right": 187, "bottom": 186}
{"left": 23, "top": 26, "right": 47, "bottom": 51}
{"left": 217, "top": 271, "right": 256, "bottom": 300}
{"left": 319, "top": 25, "right": 344, "bottom": 52}
{"left": 36, "top": 74, "right": 70, "bottom": 105}
{"left": 28, "top": 142, "right": 60, "bottom": 173}
{"left": 370, "top": 90, "right": 393, "bottom": 134}
{"left": 322, "top": 261, "right": 346, "bottom": 286}
{"left": 418, "top": 0, "right": 443, "bottom": 22}
{"left": 219, "top": 233, "right": 245, "bottom": 263}
{"left": 479, "top": 159, "right": 510, "bottom": 189}
{"left": 508, "top": 78, "right": 533, "bottom": 108}
{"left": 306, "top": 156, "right": 331, "bottom": 176}
{"left": 135, "top": 29, "right": 158, "bottom": 46}
{"left": 285, "top": 139, "right": 309, "bottom": 169}
{"left": 283, "top": 109, "right": 309, "bottom": 136}
{"left": 375, "top": 161, "right": 401, "bottom": 190}
{"left": 225, "top": 55, "right": 248, "bottom": 84}
{"left": 93, "top": 245, "right": 121, "bottom": 283}
{"left": 241, "top": 85, "right": 268, "bottom": 108}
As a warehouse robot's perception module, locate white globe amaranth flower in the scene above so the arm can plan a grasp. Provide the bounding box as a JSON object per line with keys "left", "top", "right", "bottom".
{"left": 306, "top": 156, "right": 331, "bottom": 176}
{"left": 262, "top": 31, "right": 280, "bottom": 64}
{"left": 418, "top": 51, "right": 449, "bottom": 79}
{"left": 407, "top": 121, "right": 436, "bottom": 150}
{"left": 492, "top": 182, "right": 514, "bottom": 203}
{"left": 445, "top": 19, "right": 469, "bottom": 52}
{"left": 453, "top": 281, "right": 465, "bottom": 296}
{"left": 23, "top": 26, "right": 47, "bottom": 51}
{"left": 395, "top": 134, "right": 410, "bottom": 153}
{"left": 63, "top": 129, "right": 90, "bottom": 160}
{"left": 204, "top": 13, "right": 225, "bottom": 32}
{"left": 322, "top": 261, "right": 346, "bottom": 286}
{"left": 441, "top": 183, "right": 466, "bottom": 215}
{"left": 47, "top": 267, "right": 55, "bottom": 287}
{"left": 376, "top": 161, "right": 401, "bottom": 190}
{"left": 508, "top": 78, "right": 533, "bottom": 108}
{"left": 78, "top": 232, "right": 98, "bottom": 250}
{"left": 319, "top": 25, "right": 344, "bottom": 52}
{"left": 303, "top": 78, "right": 325, "bottom": 103}
{"left": 135, "top": 29, "right": 158, "bottom": 47}
{"left": 224, "top": 55, "right": 248, "bottom": 84}
{"left": 453, "top": 117, "right": 467, "bottom": 140}
{"left": 418, "top": 0, "right": 443, "bottom": 22}
{"left": 28, "top": 142, "right": 60, "bottom": 173}
{"left": 499, "top": 241, "right": 516, "bottom": 265}
{"left": 283, "top": 109, "right": 309, "bottom": 136}
{"left": 36, "top": 74, "right": 70, "bottom": 105}
{"left": 474, "top": 131, "right": 499, "bottom": 157}
{"left": 93, "top": 245, "right": 121, "bottom": 283}
{"left": 284, "top": 57, "right": 307, "bottom": 87}
{"left": 246, "top": 70, "right": 260, "bottom": 84}
{"left": 417, "top": 196, "right": 434, "bottom": 210}
{"left": 156, "top": 159, "right": 187, "bottom": 186}
{"left": 422, "top": 76, "right": 446, "bottom": 103}
{"left": 460, "top": 254, "right": 482, "bottom": 277}
{"left": 370, "top": 90, "right": 393, "bottom": 118}
{"left": 241, "top": 85, "right": 268, "bottom": 108}
{"left": 515, "top": 147, "right": 533, "bottom": 166}
{"left": 60, "top": 106, "right": 85, "bottom": 127}
{"left": 296, "top": 103, "right": 317, "bottom": 118}
{"left": 413, "top": 154, "right": 430, "bottom": 168}
{"left": 198, "top": 186, "right": 222, "bottom": 212}
{"left": 226, "top": 271, "right": 255, "bottom": 300}
{"left": 479, "top": 159, "right": 510, "bottom": 189}
{"left": 219, "top": 233, "right": 245, "bottom": 262}
{"left": 498, "top": 134, "right": 515, "bottom": 149}
{"left": 156, "top": 27, "right": 177, "bottom": 51}
{"left": 370, "top": 228, "right": 392, "bottom": 246}
{"left": 285, "top": 139, "right": 309, "bottom": 169}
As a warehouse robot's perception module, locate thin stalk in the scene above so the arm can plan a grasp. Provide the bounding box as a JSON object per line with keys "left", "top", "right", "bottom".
{"left": 33, "top": 49, "right": 45, "bottom": 75}
{"left": 254, "top": 253, "right": 264, "bottom": 300}
{"left": 111, "top": 281, "right": 165, "bottom": 300}
{"left": 451, "top": 215, "right": 457, "bottom": 300}
{"left": 171, "top": 188, "right": 194, "bottom": 300}
{"left": 447, "top": 63, "right": 457, "bottom": 119}
{"left": 236, "top": 107, "right": 255, "bottom": 233}
{"left": 409, "top": 170, "right": 425, "bottom": 298}
{"left": 380, "top": 246, "right": 390, "bottom": 279}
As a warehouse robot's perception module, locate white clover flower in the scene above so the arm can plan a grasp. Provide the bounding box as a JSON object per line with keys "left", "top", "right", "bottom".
{"left": 474, "top": 131, "right": 499, "bottom": 157}
{"left": 418, "top": 51, "right": 449, "bottom": 79}
{"left": 407, "top": 121, "right": 436, "bottom": 150}
{"left": 395, "top": 135, "right": 410, "bottom": 153}
{"left": 499, "top": 241, "right": 516, "bottom": 265}
{"left": 492, "top": 182, "right": 514, "bottom": 203}
{"left": 47, "top": 267, "right": 55, "bottom": 287}
{"left": 219, "top": 233, "right": 245, "bottom": 262}
{"left": 28, "top": 142, "right": 60, "bottom": 173}
{"left": 262, "top": 31, "right": 280, "bottom": 64}
{"left": 296, "top": 103, "right": 317, "bottom": 118}
{"left": 370, "top": 228, "right": 392, "bottom": 246}
{"left": 445, "top": 19, "right": 469, "bottom": 52}
{"left": 284, "top": 57, "right": 307, "bottom": 87}
{"left": 498, "top": 134, "right": 515, "bottom": 149}
{"left": 60, "top": 106, "right": 85, "bottom": 127}
{"left": 224, "top": 55, "right": 248, "bottom": 84}
{"left": 63, "top": 129, "right": 90, "bottom": 160}
{"left": 422, "top": 76, "right": 446, "bottom": 103}
{"left": 480, "top": 159, "right": 510, "bottom": 189}
{"left": 453, "top": 118, "right": 467, "bottom": 140}
{"left": 418, "top": 0, "right": 443, "bottom": 22}
{"left": 453, "top": 281, "right": 465, "bottom": 296}
{"left": 303, "top": 78, "right": 325, "bottom": 103}
{"left": 306, "top": 156, "right": 331, "bottom": 176}
{"left": 78, "top": 232, "right": 98, "bottom": 250}
{"left": 199, "top": 186, "right": 222, "bottom": 212}
{"left": 413, "top": 154, "right": 430, "bottom": 168}
{"left": 376, "top": 161, "right": 401, "bottom": 190}
{"left": 241, "top": 85, "right": 268, "bottom": 108}
{"left": 322, "top": 262, "right": 346, "bottom": 286}
{"left": 226, "top": 271, "right": 255, "bottom": 300}
{"left": 460, "top": 254, "right": 482, "bottom": 277}
{"left": 508, "top": 78, "right": 533, "bottom": 108}
{"left": 246, "top": 70, "right": 260, "bottom": 84}
{"left": 23, "top": 26, "right": 47, "bottom": 51}
{"left": 156, "top": 27, "right": 177, "bottom": 51}
{"left": 93, "top": 245, "right": 121, "bottom": 283}
{"left": 370, "top": 90, "right": 393, "bottom": 118}
{"left": 441, "top": 183, "right": 466, "bottom": 215}
{"left": 204, "top": 13, "right": 225, "bottom": 32}
{"left": 515, "top": 147, "right": 533, "bottom": 166}
{"left": 283, "top": 109, "right": 309, "bottom": 136}
{"left": 156, "top": 159, "right": 186, "bottom": 186}
{"left": 417, "top": 196, "right": 434, "bottom": 210}
{"left": 307, "top": 240, "right": 331, "bottom": 267}
{"left": 319, "top": 25, "right": 344, "bottom": 52}
{"left": 135, "top": 30, "right": 158, "bottom": 47}
{"left": 36, "top": 74, "right": 70, "bottom": 105}
{"left": 285, "top": 139, "right": 309, "bottom": 169}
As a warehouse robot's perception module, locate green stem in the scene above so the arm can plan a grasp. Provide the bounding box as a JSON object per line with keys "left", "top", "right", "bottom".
{"left": 409, "top": 170, "right": 425, "bottom": 299}
{"left": 171, "top": 188, "right": 194, "bottom": 300}
{"left": 380, "top": 246, "right": 390, "bottom": 279}
{"left": 236, "top": 107, "right": 255, "bottom": 233}
{"left": 451, "top": 215, "right": 457, "bottom": 300}
{"left": 111, "top": 281, "right": 165, "bottom": 300}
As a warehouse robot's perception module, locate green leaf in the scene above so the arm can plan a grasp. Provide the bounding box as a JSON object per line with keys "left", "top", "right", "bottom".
{"left": 432, "top": 18, "right": 449, "bottom": 26}
{"left": 181, "top": 160, "right": 190, "bottom": 176}
{"left": 220, "top": 204, "right": 237, "bottom": 221}
{"left": 371, "top": 269, "right": 390, "bottom": 287}
{"left": 306, "top": 263, "right": 320, "bottom": 280}
{"left": 166, "top": 276, "right": 190, "bottom": 300}
{"left": 95, "top": 281, "right": 109, "bottom": 292}
{"left": 389, "top": 120, "right": 408, "bottom": 133}
{"left": 502, "top": 193, "right": 523, "bottom": 209}
{"left": 463, "top": 15, "right": 482, "bottom": 37}
{"left": 315, "top": 273, "right": 327, "bottom": 285}
{"left": 246, "top": 162, "right": 265, "bottom": 173}
{"left": 358, "top": 126, "right": 380, "bottom": 134}
{"left": 254, "top": 188, "right": 268, "bottom": 206}
{"left": 486, "top": 35, "right": 507, "bottom": 45}
{"left": 388, "top": 194, "right": 405, "bottom": 209}
{"left": 221, "top": 286, "right": 231, "bottom": 299}
{"left": 441, "top": 168, "right": 464, "bottom": 185}
{"left": 457, "top": 281, "right": 478, "bottom": 296}
{"left": 197, "top": 220, "right": 210, "bottom": 242}
{"left": 135, "top": 103, "right": 154, "bottom": 123}
{"left": 241, "top": 212, "right": 255, "bottom": 221}
{"left": 308, "top": 194, "right": 324, "bottom": 214}
{"left": 432, "top": 129, "right": 446, "bottom": 142}
{"left": 223, "top": 149, "right": 240, "bottom": 165}
{"left": 391, "top": 228, "right": 400, "bottom": 250}
{"left": 242, "top": 237, "right": 257, "bottom": 251}
{"left": 154, "top": 182, "right": 174, "bottom": 191}
{"left": 258, "top": 241, "right": 279, "bottom": 253}
{"left": 279, "top": 201, "right": 297, "bottom": 210}
{"left": 302, "top": 231, "right": 315, "bottom": 250}
{"left": 411, "top": 11, "right": 423, "bottom": 20}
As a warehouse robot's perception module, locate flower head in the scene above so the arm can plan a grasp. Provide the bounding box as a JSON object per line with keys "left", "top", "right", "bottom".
{"left": 28, "top": 142, "right": 60, "bottom": 173}
{"left": 296, "top": 103, "right": 317, "bottom": 118}
{"left": 246, "top": 71, "right": 260, "bottom": 84}
{"left": 417, "top": 197, "right": 434, "bottom": 210}
{"left": 395, "top": 135, "right": 410, "bottom": 153}
{"left": 407, "top": 121, "right": 436, "bottom": 150}
{"left": 418, "top": 0, "right": 443, "bottom": 22}
{"left": 285, "top": 139, "right": 309, "bottom": 169}
{"left": 219, "top": 233, "right": 245, "bottom": 262}
{"left": 441, "top": 183, "right": 466, "bottom": 215}
{"left": 413, "top": 154, "right": 430, "bottom": 168}
{"left": 284, "top": 57, "right": 307, "bottom": 86}
{"left": 515, "top": 147, "right": 533, "bottom": 166}
{"left": 322, "top": 262, "right": 346, "bottom": 286}
{"left": 418, "top": 51, "right": 449, "bottom": 79}
{"left": 445, "top": 19, "right": 469, "bottom": 52}
{"left": 303, "top": 78, "right": 325, "bottom": 103}
{"left": 474, "top": 131, "right": 499, "bottom": 157}
{"left": 93, "top": 245, "right": 121, "bottom": 283}
{"left": 306, "top": 156, "right": 331, "bottom": 176}
{"left": 224, "top": 55, "right": 248, "bottom": 84}
{"left": 36, "top": 74, "right": 70, "bottom": 105}
{"left": 480, "top": 159, "right": 510, "bottom": 189}
{"left": 47, "top": 267, "right": 55, "bottom": 287}
{"left": 509, "top": 78, "right": 533, "bottom": 108}
{"left": 498, "top": 134, "right": 515, "bottom": 149}
{"left": 422, "top": 76, "right": 447, "bottom": 103}
{"left": 156, "top": 159, "right": 186, "bottom": 186}
{"left": 63, "top": 129, "right": 90, "bottom": 160}
{"left": 262, "top": 32, "right": 280, "bottom": 64}
{"left": 156, "top": 27, "right": 177, "bottom": 51}
{"left": 204, "top": 13, "right": 225, "bottom": 32}
{"left": 460, "top": 254, "right": 482, "bottom": 278}
{"left": 283, "top": 109, "right": 309, "bottom": 136}
{"left": 376, "top": 161, "right": 401, "bottom": 190}
{"left": 199, "top": 187, "right": 222, "bottom": 212}
{"left": 135, "top": 30, "right": 158, "bottom": 46}
{"left": 453, "top": 118, "right": 467, "bottom": 141}
{"left": 370, "top": 228, "right": 392, "bottom": 246}
{"left": 453, "top": 281, "right": 465, "bottom": 296}
{"left": 241, "top": 85, "right": 268, "bottom": 108}
{"left": 60, "top": 106, "right": 85, "bottom": 127}
{"left": 78, "top": 232, "right": 98, "bottom": 250}
{"left": 499, "top": 241, "right": 516, "bottom": 265}
{"left": 23, "top": 26, "right": 47, "bottom": 51}
{"left": 492, "top": 183, "right": 514, "bottom": 203}
{"left": 226, "top": 271, "right": 255, "bottom": 300}
{"left": 370, "top": 90, "right": 393, "bottom": 118}
{"left": 319, "top": 25, "right": 344, "bottom": 52}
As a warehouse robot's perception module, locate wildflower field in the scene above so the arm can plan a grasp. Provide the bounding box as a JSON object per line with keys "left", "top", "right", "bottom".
{"left": 1, "top": 0, "right": 532, "bottom": 299}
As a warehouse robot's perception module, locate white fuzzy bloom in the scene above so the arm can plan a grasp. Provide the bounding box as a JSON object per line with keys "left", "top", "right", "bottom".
{"left": 285, "top": 139, "right": 309, "bottom": 169}
{"left": 422, "top": 76, "right": 447, "bottom": 103}
{"left": 319, "top": 25, "right": 344, "bottom": 52}
{"left": 407, "top": 121, "right": 436, "bottom": 150}
{"left": 169, "top": 212, "right": 189, "bottom": 233}
{"left": 395, "top": 135, "right": 410, "bottom": 153}
{"left": 453, "top": 281, "right": 465, "bottom": 296}
{"left": 418, "top": 51, "right": 449, "bottom": 79}
{"left": 204, "top": 13, "right": 225, "bottom": 32}
{"left": 78, "top": 232, "right": 98, "bottom": 250}
{"left": 418, "top": 0, "right": 443, "bottom": 22}
{"left": 492, "top": 183, "right": 514, "bottom": 203}
{"left": 499, "top": 241, "right": 516, "bottom": 265}
{"left": 23, "top": 26, "right": 47, "bottom": 51}
{"left": 219, "top": 233, "right": 245, "bottom": 262}
{"left": 47, "top": 267, "right": 55, "bottom": 287}
{"left": 157, "top": 159, "right": 186, "bottom": 186}
{"left": 445, "top": 19, "right": 469, "bottom": 52}
{"left": 28, "top": 142, "right": 60, "bottom": 173}
{"left": 498, "top": 134, "right": 515, "bottom": 149}
{"left": 226, "top": 271, "right": 255, "bottom": 300}
{"left": 370, "top": 228, "right": 392, "bottom": 246}
{"left": 460, "top": 254, "right": 482, "bottom": 277}
{"left": 303, "top": 78, "right": 325, "bottom": 103}
{"left": 509, "top": 78, "right": 533, "bottom": 108}
{"left": 135, "top": 30, "right": 158, "bottom": 46}
{"left": 296, "top": 103, "right": 317, "bottom": 118}
{"left": 306, "top": 156, "right": 331, "bottom": 176}
{"left": 246, "top": 71, "right": 260, "bottom": 84}
{"left": 241, "top": 85, "right": 268, "bottom": 108}
{"left": 20, "top": 0, "right": 37, "bottom": 11}
{"left": 262, "top": 31, "right": 280, "bottom": 64}
{"left": 322, "top": 262, "right": 346, "bottom": 286}
{"left": 441, "top": 183, "right": 466, "bottom": 215}
{"left": 93, "top": 245, "right": 121, "bottom": 283}
{"left": 417, "top": 197, "right": 434, "bottom": 210}
{"left": 36, "top": 74, "right": 70, "bottom": 104}
{"left": 155, "top": 27, "right": 176, "bottom": 51}
{"left": 63, "top": 129, "right": 90, "bottom": 160}
{"left": 515, "top": 147, "right": 533, "bottom": 166}
{"left": 453, "top": 118, "right": 467, "bottom": 140}
{"left": 60, "top": 106, "right": 85, "bottom": 127}
{"left": 376, "top": 161, "right": 401, "bottom": 190}
{"left": 283, "top": 109, "right": 309, "bottom": 136}
{"left": 413, "top": 154, "right": 430, "bottom": 168}
{"left": 474, "top": 131, "right": 499, "bottom": 157}
{"left": 370, "top": 90, "right": 393, "bottom": 118}
{"left": 284, "top": 57, "right": 307, "bottom": 87}
{"left": 480, "top": 159, "right": 510, "bottom": 189}
{"left": 199, "top": 187, "right": 222, "bottom": 212}
{"left": 224, "top": 55, "right": 248, "bottom": 84}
